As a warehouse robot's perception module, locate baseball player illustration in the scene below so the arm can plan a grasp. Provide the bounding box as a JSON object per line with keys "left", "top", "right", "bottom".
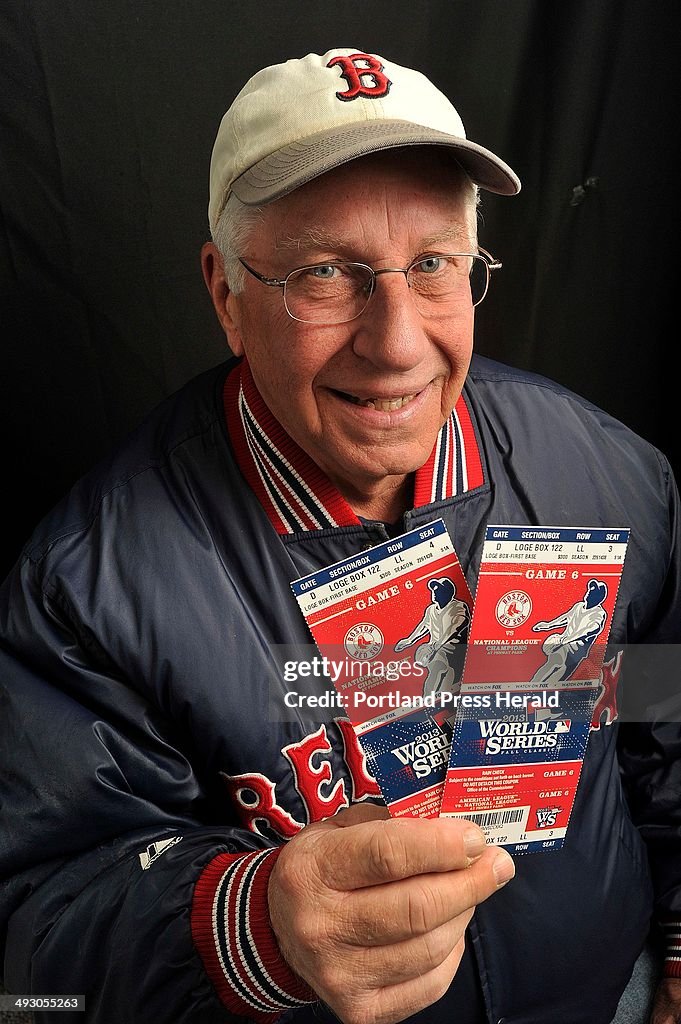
{"left": 394, "top": 577, "right": 470, "bottom": 698}
{"left": 530, "top": 579, "right": 608, "bottom": 684}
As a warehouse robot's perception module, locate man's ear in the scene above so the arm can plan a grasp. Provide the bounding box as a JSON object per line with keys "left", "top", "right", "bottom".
{"left": 200, "top": 242, "right": 245, "bottom": 356}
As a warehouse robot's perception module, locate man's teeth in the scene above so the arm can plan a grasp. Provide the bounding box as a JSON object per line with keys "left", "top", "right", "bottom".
{"left": 349, "top": 393, "right": 417, "bottom": 411}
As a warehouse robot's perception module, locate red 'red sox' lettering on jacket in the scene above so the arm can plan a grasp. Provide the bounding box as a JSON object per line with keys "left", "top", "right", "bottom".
{"left": 221, "top": 720, "right": 381, "bottom": 838}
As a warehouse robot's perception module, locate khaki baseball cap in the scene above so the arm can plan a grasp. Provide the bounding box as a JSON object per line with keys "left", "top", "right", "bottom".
{"left": 208, "top": 48, "right": 521, "bottom": 231}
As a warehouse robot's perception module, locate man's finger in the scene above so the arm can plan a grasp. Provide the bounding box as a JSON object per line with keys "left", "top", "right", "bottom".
{"left": 314, "top": 815, "right": 493, "bottom": 890}
{"left": 334, "top": 846, "right": 513, "bottom": 946}
{"left": 337, "top": 912, "right": 474, "bottom": 987}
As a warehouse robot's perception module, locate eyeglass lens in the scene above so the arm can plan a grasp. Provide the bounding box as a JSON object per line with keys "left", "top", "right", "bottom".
{"left": 283, "top": 255, "right": 490, "bottom": 324}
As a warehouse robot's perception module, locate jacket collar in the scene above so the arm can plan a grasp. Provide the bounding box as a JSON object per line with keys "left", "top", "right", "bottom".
{"left": 224, "top": 360, "right": 484, "bottom": 536}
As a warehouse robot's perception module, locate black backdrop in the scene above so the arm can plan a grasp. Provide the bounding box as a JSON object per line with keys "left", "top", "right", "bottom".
{"left": 1, "top": 0, "right": 679, "bottom": 580}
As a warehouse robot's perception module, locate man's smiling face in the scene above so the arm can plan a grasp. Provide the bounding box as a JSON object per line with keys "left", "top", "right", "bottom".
{"left": 220, "top": 149, "right": 478, "bottom": 517}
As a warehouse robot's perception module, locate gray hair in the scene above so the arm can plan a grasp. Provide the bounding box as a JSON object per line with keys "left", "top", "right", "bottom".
{"left": 212, "top": 164, "right": 480, "bottom": 294}
{"left": 212, "top": 197, "right": 264, "bottom": 294}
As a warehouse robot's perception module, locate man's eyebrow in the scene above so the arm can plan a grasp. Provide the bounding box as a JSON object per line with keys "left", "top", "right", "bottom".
{"left": 272, "top": 225, "right": 475, "bottom": 254}
{"left": 419, "top": 227, "right": 475, "bottom": 249}
{"left": 274, "top": 228, "right": 350, "bottom": 252}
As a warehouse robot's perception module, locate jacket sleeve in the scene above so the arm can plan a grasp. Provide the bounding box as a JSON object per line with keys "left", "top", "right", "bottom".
{"left": 617, "top": 451, "right": 681, "bottom": 979}
{"left": 0, "top": 553, "right": 316, "bottom": 1023}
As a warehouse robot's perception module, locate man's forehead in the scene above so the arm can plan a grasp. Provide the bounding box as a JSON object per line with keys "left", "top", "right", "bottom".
{"left": 252, "top": 149, "right": 476, "bottom": 254}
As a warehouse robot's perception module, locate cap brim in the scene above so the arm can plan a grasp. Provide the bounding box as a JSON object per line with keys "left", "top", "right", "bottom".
{"left": 230, "top": 119, "right": 520, "bottom": 206}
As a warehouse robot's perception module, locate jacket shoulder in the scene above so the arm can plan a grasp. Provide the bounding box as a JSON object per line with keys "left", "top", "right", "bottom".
{"left": 467, "top": 354, "right": 670, "bottom": 470}
{"left": 469, "top": 353, "right": 607, "bottom": 405}
{"left": 22, "top": 361, "right": 233, "bottom": 565}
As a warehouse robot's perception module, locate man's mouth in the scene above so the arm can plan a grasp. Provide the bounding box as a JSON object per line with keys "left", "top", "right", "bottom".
{"left": 335, "top": 390, "right": 419, "bottom": 411}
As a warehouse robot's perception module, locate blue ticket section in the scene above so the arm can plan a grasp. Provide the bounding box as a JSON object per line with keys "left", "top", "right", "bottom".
{"left": 484, "top": 526, "right": 629, "bottom": 545}
{"left": 450, "top": 687, "right": 598, "bottom": 768}
{"left": 358, "top": 709, "right": 453, "bottom": 818}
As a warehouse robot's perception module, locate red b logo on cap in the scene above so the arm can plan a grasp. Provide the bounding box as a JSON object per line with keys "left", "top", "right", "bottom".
{"left": 327, "top": 53, "right": 391, "bottom": 101}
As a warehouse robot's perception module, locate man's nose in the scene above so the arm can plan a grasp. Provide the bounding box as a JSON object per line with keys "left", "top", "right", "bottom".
{"left": 351, "top": 270, "right": 428, "bottom": 370}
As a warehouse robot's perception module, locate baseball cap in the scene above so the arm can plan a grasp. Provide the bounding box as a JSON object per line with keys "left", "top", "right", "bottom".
{"left": 208, "top": 48, "right": 521, "bottom": 232}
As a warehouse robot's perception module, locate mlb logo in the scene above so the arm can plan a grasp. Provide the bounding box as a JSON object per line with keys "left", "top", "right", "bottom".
{"left": 526, "top": 706, "right": 570, "bottom": 727}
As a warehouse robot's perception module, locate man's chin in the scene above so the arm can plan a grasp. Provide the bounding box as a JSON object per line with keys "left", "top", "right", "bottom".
{"left": 320, "top": 446, "right": 428, "bottom": 495}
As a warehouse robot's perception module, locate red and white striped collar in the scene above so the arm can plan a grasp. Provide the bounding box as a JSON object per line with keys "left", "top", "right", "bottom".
{"left": 223, "top": 360, "right": 485, "bottom": 536}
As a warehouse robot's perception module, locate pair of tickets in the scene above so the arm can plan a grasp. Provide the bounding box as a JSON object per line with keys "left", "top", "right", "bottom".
{"left": 291, "top": 520, "right": 628, "bottom": 853}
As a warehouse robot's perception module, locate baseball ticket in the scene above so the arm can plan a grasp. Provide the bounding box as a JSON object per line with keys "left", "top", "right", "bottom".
{"left": 440, "top": 525, "right": 629, "bottom": 853}
{"left": 291, "top": 520, "right": 473, "bottom": 818}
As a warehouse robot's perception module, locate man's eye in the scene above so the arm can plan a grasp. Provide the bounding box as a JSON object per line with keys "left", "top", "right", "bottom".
{"left": 309, "top": 264, "right": 338, "bottom": 280}
{"left": 415, "top": 256, "right": 445, "bottom": 274}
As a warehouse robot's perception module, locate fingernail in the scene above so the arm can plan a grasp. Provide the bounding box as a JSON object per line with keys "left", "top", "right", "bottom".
{"left": 463, "top": 828, "right": 486, "bottom": 860}
{"left": 493, "top": 850, "right": 516, "bottom": 887}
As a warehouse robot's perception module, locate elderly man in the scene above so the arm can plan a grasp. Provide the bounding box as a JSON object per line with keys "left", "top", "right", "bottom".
{"left": 1, "top": 49, "right": 680, "bottom": 1024}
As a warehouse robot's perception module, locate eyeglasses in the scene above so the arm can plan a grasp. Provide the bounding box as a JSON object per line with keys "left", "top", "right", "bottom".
{"left": 237, "top": 248, "right": 502, "bottom": 325}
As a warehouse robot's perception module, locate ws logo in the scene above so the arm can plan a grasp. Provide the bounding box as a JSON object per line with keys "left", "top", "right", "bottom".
{"left": 536, "top": 806, "right": 562, "bottom": 829}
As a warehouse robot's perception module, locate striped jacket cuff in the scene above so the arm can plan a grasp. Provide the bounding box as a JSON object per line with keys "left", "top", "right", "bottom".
{"left": 662, "top": 920, "right": 681, "bottom": 978}
{"left": 191, "top": 848, "right": 317, "bottom": 1021}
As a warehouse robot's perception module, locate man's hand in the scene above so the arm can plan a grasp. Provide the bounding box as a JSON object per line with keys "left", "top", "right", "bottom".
{"left": 268, "top": 804, "right": 515, "bottom": 1024}
{"left": 651, "top": 978, "right": 681, "bottom": 1024}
